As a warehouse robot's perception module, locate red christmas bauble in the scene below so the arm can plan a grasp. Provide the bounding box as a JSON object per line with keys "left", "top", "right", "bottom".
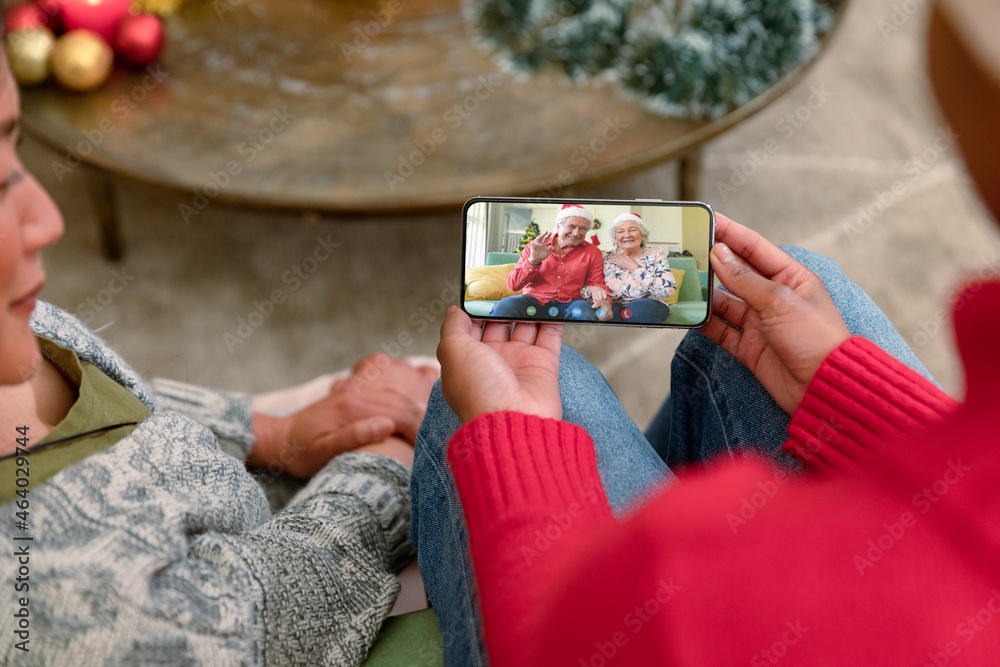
{"left": 4, "top": 3, "right": 47, "bottom": 35}
{"left": 59, "top": 0, "right": 131, "bottom": 44}
{"left": 33, "top": 0, "right": 64, "bottom": 32}
{"left": 114, "top": 13, "right": 164, "bottom": 67}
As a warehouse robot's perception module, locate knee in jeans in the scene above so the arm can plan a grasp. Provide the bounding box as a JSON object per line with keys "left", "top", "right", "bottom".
{"left": 779, "top": 245, "right": 843, "bottom": 282}
{"left": 675, "top": 329, "right": 719, "bottom": 359}
{"left": 414, "top": 385, "right": 453, "bottom": 452}
{"left": 557, "top": 343, "right": 605, "bottom": 384}
{"left": 669, "top": 349, "right": 714, "bottom": 404}
{"left": 561, "top": 342, "right": 581, "bottom": 360}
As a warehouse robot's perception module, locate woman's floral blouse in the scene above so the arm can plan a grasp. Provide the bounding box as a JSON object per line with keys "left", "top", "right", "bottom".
{"left": 601, "top": 247, "right": 677, "bottom": 305}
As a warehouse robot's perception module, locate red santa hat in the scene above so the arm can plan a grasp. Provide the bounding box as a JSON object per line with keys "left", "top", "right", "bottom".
{"left": 554, "top": 204, "right": 595, "bottom": 225}
{"left": 612, "top": 212, "right": 643, "bottom": 226}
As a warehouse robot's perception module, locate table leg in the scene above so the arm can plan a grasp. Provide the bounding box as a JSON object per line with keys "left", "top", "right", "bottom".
{"left": 87, "top": 168, "right": 124, "bottom": 261}
{"left": 679, "top": 148, "right": 703, "bottom": 201}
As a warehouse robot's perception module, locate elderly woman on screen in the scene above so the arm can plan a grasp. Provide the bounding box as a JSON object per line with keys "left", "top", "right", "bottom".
{"left": 601, "top": 213, "right": 677, "bottom": 323}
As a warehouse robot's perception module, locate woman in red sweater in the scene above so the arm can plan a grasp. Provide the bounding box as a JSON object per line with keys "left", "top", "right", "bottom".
{"left": 410, "top": 0, "right": 1000, "bottom": 664}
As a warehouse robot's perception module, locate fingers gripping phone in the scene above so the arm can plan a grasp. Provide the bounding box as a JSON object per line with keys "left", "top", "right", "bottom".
{"left": 461, "top": 197, "right": 714, "bottom": 328}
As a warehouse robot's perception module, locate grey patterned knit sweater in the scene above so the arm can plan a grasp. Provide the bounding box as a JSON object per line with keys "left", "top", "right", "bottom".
{"left": 1, "top": 302, "right": 415, "bottom": 665}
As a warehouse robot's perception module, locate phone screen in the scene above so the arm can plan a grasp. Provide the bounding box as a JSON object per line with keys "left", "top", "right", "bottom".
{"left": 461, "top": 197, "right": 714, "bottom": 328}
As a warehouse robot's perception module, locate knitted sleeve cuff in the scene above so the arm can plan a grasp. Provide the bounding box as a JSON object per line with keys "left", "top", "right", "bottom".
{"left": 286, "top": 451, "right": 414, "bottom": 573}
{"left": 783, "top": 337, "right": 958, "bottom": 474}
{"left": 447, "top": 412, "right": 613, "bottom": 531}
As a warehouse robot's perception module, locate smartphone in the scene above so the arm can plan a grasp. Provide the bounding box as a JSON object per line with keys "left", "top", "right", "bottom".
{"left": 461, "top": 197, "right": 714, "bottom": 328}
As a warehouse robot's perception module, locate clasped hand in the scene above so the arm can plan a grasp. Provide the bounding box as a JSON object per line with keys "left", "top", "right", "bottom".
{"left": 438, "top": 213, "right": 850, "bottom": 424}
{"left": 249, "top": 354, "right": 438, "bottom": 477}
{"left": 586, "top": 286, "right": 612, "bottom": 320}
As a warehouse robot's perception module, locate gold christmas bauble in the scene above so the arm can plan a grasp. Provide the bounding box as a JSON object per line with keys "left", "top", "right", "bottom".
{"left": 51, "top": 30, "right": 114, "bottom": 92}
{"left": 4, "top": 27, "right": 56, "bottom": 86}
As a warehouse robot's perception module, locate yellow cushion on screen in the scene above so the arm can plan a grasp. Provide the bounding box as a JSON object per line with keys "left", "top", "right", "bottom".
{"left": 663, "top": 268, "right": 685, "bottom": 306}
{"left": 465, "top": 264, "right": 522, "bottom": 300}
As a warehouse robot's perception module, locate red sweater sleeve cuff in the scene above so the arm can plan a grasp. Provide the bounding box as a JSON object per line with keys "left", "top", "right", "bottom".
{"left": 783, "top": 337, "right": 959, "bottom": 474}
{"left": 447, "top": 413, "right": 614, "bottom": 665}
{"left": 447, "top": 412, "right": 613, "bottom": 531}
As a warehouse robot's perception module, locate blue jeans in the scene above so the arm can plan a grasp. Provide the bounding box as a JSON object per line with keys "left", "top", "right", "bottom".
{"left": 409, "top": 246, "right": 936, "bottom": 666}
{"left": 490, "top": 295, "right": 601, "bottom": 321}
{"left": 612, "top": 297, "right": 671, "bottom": 323}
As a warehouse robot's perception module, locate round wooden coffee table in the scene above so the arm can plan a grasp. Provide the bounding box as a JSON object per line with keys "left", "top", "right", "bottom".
{"left": 19, "top": 0, "right": 847, "bottom": 258}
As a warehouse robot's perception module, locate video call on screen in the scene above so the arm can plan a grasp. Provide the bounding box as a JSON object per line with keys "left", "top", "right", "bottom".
{"left": 462, "top": 200, "right": 713, "bottom": 327}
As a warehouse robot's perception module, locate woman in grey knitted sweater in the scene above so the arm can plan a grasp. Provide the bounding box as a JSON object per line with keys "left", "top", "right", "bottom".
{"left": 0, "top": 56, "right": 433, "bottom": 665}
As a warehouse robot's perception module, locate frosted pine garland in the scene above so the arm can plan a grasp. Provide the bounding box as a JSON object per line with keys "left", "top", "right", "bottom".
{"left": 467, "top": 0, "right": 840, "bottom": 118}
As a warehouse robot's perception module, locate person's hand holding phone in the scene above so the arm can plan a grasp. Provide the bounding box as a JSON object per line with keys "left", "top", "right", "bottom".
{"left": 700, "top": 213, "right": 850, "bottom": 415}
{"left": 438, "top": 307, "right": 563, "bottom": 424}
{"left": 527, "top": 231, "right": 553, "bottom": 266}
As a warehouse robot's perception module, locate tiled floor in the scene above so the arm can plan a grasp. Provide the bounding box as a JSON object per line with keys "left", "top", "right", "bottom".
{"left": 26, "top": 0, "right": 998, "bottom": 431}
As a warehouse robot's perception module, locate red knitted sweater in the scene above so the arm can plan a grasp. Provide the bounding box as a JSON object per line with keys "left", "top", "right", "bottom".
{"left": 447, "top": 282, "right": 1000, "bottom": 666}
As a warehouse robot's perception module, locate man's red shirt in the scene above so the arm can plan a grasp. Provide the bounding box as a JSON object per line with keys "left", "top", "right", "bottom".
{"left": 505, "top": 239, "right": 607, "bottom": 303}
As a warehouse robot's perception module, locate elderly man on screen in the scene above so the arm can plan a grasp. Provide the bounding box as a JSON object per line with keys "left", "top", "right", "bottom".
{"left": 490, "top": 204, "right": 612, "bottom": 321}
